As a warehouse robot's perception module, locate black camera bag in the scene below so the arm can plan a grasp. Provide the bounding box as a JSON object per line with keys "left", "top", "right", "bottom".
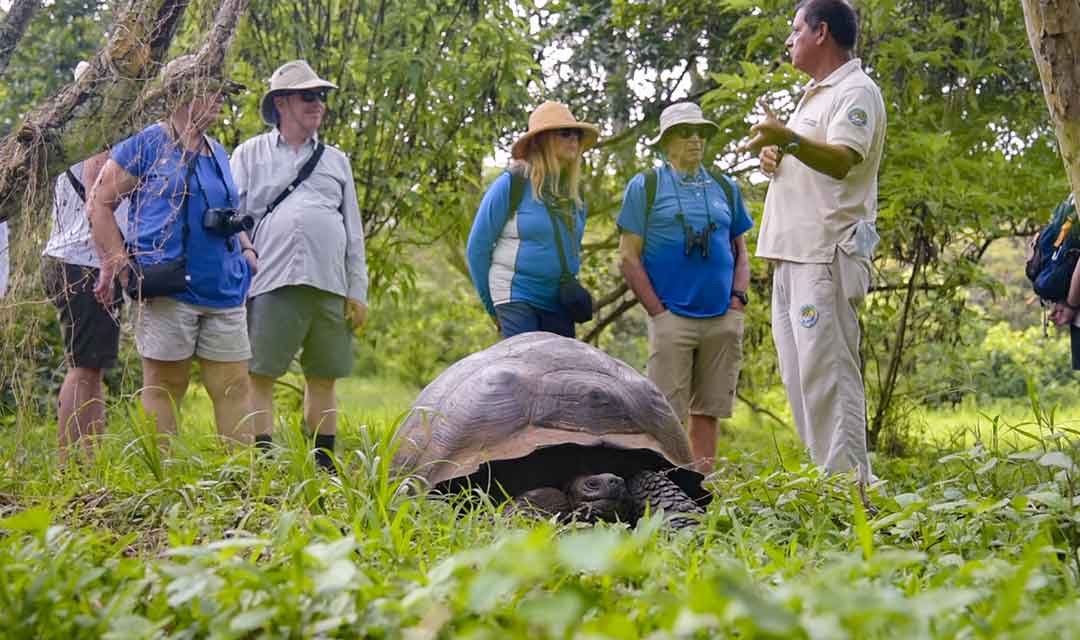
{"left": 125, "top": 145, "right": 200, "bottom": 301}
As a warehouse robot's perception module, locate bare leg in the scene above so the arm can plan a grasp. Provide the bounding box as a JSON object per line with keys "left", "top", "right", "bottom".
{"left": 688, "top": 413, "right": 718, "bottom": 473}
{"left": 200, "top": 358, "right": 253, "bottom": 446}
{"left": 249, "top": 372, "right": 276, "bottom": 440}
{"left": 57, "top": 366, "right": 107, "bottom": 465}
{"left": 141, "top": 358, "right": 192, "bottom": 435}
{"left": 304, "top": 377, "right": 338, "bottom": 436}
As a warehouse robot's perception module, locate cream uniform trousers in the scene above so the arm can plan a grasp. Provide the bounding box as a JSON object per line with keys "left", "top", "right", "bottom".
{"left": 771, "top": 247, "right": 872, "bottom": 482}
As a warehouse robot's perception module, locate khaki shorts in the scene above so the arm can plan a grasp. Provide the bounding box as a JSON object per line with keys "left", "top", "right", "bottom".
{"left": 646, "top": 309, "right": 745, "bottom": 421}
{"left": 134, "top": 297, "right": 251, "bottom": 362}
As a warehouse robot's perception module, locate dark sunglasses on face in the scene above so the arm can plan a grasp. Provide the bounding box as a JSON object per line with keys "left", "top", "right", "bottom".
{"left": 290, "top": 88, "right": 329, "bottom": 103}
{"left": 670, "top": 124, "right": 714, "bottom": 140}
{"left": 553, "top": 128, "right": 583, "bottom": 141}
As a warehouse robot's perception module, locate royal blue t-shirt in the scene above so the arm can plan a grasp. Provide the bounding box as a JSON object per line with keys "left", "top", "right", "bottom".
{"left": 617, "top": 164, "right": 754, "bottom": 318}
{"left": 112, "top": 124, "right": 250, "bottom": 308}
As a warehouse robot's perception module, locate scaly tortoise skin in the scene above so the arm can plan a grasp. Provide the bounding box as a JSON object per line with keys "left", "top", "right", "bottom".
{"left": 391, "top": 332, "right": 708, "bottom": 528}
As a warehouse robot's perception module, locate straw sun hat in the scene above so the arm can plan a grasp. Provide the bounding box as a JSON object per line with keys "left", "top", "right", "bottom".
{"left": 511, "top": 101, "right": 600, "bottom": 159}
{"left": 260, "top": 60, "right": 338, "bottom": 126}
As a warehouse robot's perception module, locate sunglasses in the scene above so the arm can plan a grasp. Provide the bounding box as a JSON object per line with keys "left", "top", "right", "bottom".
{"left": 669, "top": 124, "right": 714, "bottom": 140}
{"left": 288, "top": 88, "right": 330, "bottom": 103}
{"left": 553, "top": 128, "right": 584, "bottom": 141}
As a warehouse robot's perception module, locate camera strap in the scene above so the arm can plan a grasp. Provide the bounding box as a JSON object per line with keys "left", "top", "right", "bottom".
{"left": 253, "top": 141, "right": 325, "bottom": 241}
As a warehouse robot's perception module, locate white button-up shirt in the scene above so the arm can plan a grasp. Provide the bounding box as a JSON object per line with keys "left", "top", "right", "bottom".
{"left": 230, "top": 130, "right": 368, "bottom": 303}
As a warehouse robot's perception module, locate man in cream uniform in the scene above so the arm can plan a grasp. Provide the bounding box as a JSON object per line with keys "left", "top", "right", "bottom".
{"left": 742, "top": 0, "right": 885, "bottom": 483}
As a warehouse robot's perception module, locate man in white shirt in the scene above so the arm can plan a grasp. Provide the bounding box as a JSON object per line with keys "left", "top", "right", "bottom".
{"left": 742, "top": 0, "right": 885, "bottom": 484}
{"left": 232, "top": 60, "right": 368, "bottom": 471}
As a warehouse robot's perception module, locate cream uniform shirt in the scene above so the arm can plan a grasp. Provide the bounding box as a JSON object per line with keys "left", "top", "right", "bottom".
{"left": 757, "top": 58, "right": 886, "bottom": 263}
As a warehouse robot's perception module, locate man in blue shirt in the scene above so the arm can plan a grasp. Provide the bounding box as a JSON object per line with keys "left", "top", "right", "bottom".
{"left": 618, "top": 102, "right": 754, "bottom": 473}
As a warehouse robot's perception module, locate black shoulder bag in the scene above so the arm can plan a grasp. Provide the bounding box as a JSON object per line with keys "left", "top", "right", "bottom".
{"left": 250, "top": 142, "right": 326, "bottom": 241}
{"left": 544, "top": 202, "right": 593, "bottom": 323}
{"left": 124, "top": 146, "right": 200, "bottom": 301}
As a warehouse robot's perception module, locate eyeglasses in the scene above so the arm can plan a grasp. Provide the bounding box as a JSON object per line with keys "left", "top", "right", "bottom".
{"left": 289, "top": 88, "right": 329, "bottom": 103}
{"left": 553, "top": 128, "right": 583, "bottom": 141}
{"left": 669, "top": 124, "right": 714, "bottom": 140}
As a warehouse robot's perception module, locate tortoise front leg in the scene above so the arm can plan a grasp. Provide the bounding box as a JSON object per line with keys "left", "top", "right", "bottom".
{"left": 508, "top": 487, "right": 573, "bottom": 521}
{"left": 627, "top": 470, "right": 704, "bottom": 529}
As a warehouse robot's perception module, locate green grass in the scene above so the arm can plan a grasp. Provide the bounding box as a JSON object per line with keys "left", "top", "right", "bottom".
{"left": 2, "top": 379, "right": 1080, "bottom": 638}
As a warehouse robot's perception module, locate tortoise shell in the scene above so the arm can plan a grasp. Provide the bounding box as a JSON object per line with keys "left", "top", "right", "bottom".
{"left": 392, "top": 332, "right": 706, "bottom": 502}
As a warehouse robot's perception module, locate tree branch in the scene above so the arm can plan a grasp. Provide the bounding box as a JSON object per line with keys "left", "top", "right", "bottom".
{"left": 0, "top": 0, "right": 41, "bottom": 77}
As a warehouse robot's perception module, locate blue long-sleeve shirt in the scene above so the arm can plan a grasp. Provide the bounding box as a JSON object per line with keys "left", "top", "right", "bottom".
{"left": 466, "top": 172, "right": 587, "bottom": 317}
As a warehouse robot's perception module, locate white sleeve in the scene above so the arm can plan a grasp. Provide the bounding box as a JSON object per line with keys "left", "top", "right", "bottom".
{"left": 826, "top": 86, "right": 881, "bottom": 162}
{"left": 0, "top": 222, "right": 9, "bottom": 298}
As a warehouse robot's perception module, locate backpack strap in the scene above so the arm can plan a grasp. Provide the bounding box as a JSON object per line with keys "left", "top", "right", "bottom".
{"left": 641, "top": 166, "right": 736, "bottom": 240}
{"left": 507, "top": 165, "right": 527, "bottom": 216}
{"left": 65, "top": 168, "right": 86, "bottom": 203}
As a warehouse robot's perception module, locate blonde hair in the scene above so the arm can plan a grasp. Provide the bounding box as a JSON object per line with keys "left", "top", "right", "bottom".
{"left": 519, "top": 131, "right": 583, "bottom": 208}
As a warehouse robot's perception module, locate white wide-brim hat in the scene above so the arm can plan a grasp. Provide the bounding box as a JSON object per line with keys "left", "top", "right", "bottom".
{"left": 260, "top": 60, "right": 338, "bottom": 126}
{"left": 645, "top": 101, "right": 719, "bottom": 146}
{"left": 510, "top": 101, "right": 600, "bottom": 160}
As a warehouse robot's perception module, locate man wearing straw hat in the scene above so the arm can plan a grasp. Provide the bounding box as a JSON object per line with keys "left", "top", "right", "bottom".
{"left": 231, "top": 60, "right": 369, "bottom": 471}
{"left": 617, "top": 101, "right": 754, "bottom": 473}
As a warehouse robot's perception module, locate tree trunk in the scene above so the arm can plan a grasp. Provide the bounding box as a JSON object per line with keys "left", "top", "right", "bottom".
{"left": 0, "top": 0, "right": 41, "bottom": 77}
{"left": 1022, "top": 0, "right": 1080, "bottom": 199}
{"left": 0, "top": 0, "right": 248, "bottom": 224}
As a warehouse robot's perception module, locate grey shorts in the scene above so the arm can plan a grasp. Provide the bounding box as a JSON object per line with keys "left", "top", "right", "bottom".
{"left": 134, "top": 297, "right": 251, "bottom": 362}
{"left": 248, "top": 285, "right": 353, "bottom": 379}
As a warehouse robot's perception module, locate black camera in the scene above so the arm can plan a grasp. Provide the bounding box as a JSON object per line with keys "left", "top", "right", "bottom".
{"left": 203, "top": 207, "right": 254, "bottom": 236}
{"left": 675, "top": 213, "right": 717, "bottom": 259}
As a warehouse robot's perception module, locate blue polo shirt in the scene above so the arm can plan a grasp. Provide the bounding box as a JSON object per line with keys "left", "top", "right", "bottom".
{"left": 617, "top": 164, "right": 753, "bottom": 318}
{"left": 112, "top": 124, "right": 250, "bottom": 308}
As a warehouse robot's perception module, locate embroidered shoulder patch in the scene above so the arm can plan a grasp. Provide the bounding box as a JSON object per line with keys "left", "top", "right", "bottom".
{"left": 799, "top": 304, "right": 819, "bottom": 328}
{"left": 847, "top": 107, "right": 869, "bottom": 127}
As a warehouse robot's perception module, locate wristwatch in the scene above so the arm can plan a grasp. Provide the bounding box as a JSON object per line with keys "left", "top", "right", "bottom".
{"left": 783, "top": 132, "right": 801, "bottom": 155}
{"left": 731, "top": 289, "right": 749, "bottom": 306}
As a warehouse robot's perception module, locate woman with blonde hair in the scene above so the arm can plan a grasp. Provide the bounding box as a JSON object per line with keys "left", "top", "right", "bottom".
{"left": 466, "top": 101, "right": 598, "bottom": 338}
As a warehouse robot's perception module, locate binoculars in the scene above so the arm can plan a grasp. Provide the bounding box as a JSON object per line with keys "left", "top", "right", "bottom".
{"left": 203, "top": 207, "right": 254, "bottom": 236}
{"left": 675, "top": 213, "right": 717, "bottom": 259}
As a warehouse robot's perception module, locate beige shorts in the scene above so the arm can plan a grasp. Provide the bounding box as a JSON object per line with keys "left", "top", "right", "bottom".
{"left": 646, "top": 309, "right": 745, "bottom": 421}
{"left": 134, "top": 297, "right": 251, "bottom": 362}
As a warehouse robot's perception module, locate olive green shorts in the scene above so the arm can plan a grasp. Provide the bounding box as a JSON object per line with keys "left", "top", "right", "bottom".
{"left": 248, "top": 285, "right": 353, "bottom": 379}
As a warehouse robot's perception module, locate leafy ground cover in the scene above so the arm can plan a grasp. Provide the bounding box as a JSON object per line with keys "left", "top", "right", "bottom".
{"left": 1, "top": 382, "right": 1079, "bottom": 639}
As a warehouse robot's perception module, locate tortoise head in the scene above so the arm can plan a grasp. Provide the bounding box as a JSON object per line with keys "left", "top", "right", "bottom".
{"left": 565, "top": 473, "right": 634, "bottom": 523}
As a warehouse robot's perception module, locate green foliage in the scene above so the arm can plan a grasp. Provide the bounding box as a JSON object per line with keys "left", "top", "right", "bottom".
{"left": 3, "top": 399, "right": 1080, "bottom": 638}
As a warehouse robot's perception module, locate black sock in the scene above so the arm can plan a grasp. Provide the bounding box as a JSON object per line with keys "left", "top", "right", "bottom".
{"left": 314, "top": 434, "right": 336, "bottom": 471}
{"left": 254, "top": 434, "right": 273, "bottom": 451}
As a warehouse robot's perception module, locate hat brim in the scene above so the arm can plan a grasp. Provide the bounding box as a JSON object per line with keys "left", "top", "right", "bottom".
{"left": 259, "top": 79, "right": 339, "bottom": 126}
{"left": 510, "top": 122, "right": 600, "bottom": 160}
{"left": 645, "top": 118, "right": 719, "bottom": 146}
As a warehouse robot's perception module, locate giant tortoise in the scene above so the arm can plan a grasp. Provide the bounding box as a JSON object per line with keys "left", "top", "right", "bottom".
{"left": 391, "top": 332, "right": 709, "bottom": 528}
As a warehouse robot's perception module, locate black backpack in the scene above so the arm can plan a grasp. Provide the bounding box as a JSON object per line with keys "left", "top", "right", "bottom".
{"left": 1026, "top": 193, "right": 1079, "bottom": 302}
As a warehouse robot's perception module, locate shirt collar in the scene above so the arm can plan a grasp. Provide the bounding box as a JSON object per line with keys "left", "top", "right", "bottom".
{"left": 665, "top": 162, "right": 706, "bottom": 185}
{"left": 273, "top": 128, "right": 320, "bottom": 148}
{"left": 805, "top": 57, "right": 862, "bottom": 92}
